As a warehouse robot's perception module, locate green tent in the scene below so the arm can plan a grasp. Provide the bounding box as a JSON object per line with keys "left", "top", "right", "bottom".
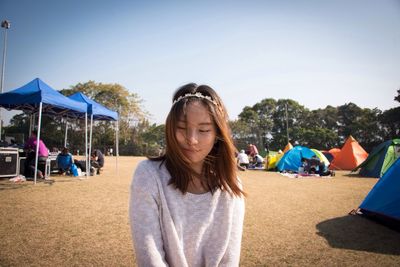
{"left": 311, "top": 148, "right": 330, "bottom": 167}
{"left": 353, "top": 139, "right": 400, "bottom": 178}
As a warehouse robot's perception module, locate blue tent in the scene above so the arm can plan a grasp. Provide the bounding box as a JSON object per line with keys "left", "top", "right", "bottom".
{"left": 0, "top": 78, "right": 88, "bottom": 183}
{"left": 68, "top": 92, "right": 118, "bottom": 121}
{"left": 68, "top": 92, "right": 119, "bottom": 172}
{"left": 358, "top": 158, "right": 400, "bottom": 229}
{"left": 0, "top": 78, "right": 87, "bottom": 117}
{"left": 277, "top": 146, "right": 316, "bottom": 172}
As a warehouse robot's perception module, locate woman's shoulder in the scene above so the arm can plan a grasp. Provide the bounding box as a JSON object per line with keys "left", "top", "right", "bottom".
{"left": 133, "top": 159, "right": 169, "bottom": 187}
{"left": 135, "top": 159, "right": 165, "bottom": 172}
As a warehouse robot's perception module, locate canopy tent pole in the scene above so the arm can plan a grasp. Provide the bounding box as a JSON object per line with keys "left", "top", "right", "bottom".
{"left": 116, "top": 117, "right": 119, "bottom": 175}
{"left": 64, "top": 120, "right": 68, "bottom": 148}
{"left": 88, "top": 114, "right": 93, "bottom": 173}
{"left": 34, "top": 102, "right": 43, "bottom": 185}
{"left": 84, "top": 113, "right": 88, "bottom": 179}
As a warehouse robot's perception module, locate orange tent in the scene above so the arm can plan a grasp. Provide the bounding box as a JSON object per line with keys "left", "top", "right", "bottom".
{"left": 330, "top": 136, "right": 368, "bottom": 170}
{"left": 328, "top": 148, "right": 341, "bottom": 160}
{"left": 283, "top": 142, "right": 293, "bottom": 153}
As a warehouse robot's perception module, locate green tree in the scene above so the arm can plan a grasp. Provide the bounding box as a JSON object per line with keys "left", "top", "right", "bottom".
{"left": 229, "top": 119, "right": 253, "bottom": 151}
{"left": 395, "top": 89, "right": 400, "bottom": 103}
{"left": 379, "top": 90, "right": 400, "bottom": 140}
{"left": 336, "top": 103, "right": 383, "bottom": 151}
{"left": 252, "top": 98, "right": 276, "bottom": 148}
{"left": 237, "top": 106, "right": 259, "bottom": 146}
{"left": 380, "top": 107, "right": 400, "bottom": 139}
{"left": 60, "top": 81, "right": 148, "bottom": 154}
{"left": 271, "top": 99, "right": 310, "bottom": 149}
{"left": 4, "top": 113, "right": 30, "bottom": 143}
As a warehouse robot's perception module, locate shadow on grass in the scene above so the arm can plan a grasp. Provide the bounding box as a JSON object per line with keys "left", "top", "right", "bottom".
{"left": 316, "top": 215, "right": 400, "bottom": 255}
{"left": 51, "top": 178, "right": 81, "bottom": 183}
{"left": 0, "top": 177, "right": 56, "bottom": 190}
{"left": 343, "top": 172, "right": 379, "bottom": 179}
{"left": 0, "top": 180, "right": 31, "bottom": 190}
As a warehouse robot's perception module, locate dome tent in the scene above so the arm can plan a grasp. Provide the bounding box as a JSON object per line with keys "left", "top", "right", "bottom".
{"left": 357, "top": 157, "right": 400, "bottom": 231}
{"left": 277, "top": 146, "right": 315, "bottom": 172}
{"left": 353, "top": 139, "right": 400, "bottom": 178}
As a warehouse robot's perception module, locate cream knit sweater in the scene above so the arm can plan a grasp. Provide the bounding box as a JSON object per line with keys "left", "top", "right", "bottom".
{"left": 129, "top": 160, "right": 245, "bottom": 267}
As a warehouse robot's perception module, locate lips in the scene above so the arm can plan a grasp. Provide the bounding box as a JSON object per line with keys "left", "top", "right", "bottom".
{"left": 183, "top": 148, "right": 200, "bottom": 153}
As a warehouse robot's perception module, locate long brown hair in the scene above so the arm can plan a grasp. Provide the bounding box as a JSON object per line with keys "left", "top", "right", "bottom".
{"left": 151, "top": 83, "right": 245, "bottom": 197}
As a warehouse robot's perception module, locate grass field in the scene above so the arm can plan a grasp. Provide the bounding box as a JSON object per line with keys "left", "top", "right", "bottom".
{"left": 0, "top": 156, "right": 399, "bottom": 266}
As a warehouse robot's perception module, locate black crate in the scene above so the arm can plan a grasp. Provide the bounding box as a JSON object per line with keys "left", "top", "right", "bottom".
{"left": 0, "top": 148, "right": 19, "bottom": 177}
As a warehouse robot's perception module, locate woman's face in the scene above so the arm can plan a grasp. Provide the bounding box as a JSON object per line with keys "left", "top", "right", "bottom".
{"left": 175, "top": 101, "right": 217, "bottom": 173}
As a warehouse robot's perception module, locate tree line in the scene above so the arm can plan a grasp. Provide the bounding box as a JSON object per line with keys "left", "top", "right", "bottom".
{"left": 231, "top": 90, "right": 399, "bottom": 154}
{"left": 3, "top": 82, "right": 399, "bottom": 156}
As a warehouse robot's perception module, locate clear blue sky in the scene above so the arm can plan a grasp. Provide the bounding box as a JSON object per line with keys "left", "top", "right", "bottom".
{"left": 1, "top": 0, "right": 399, "bottom": 124}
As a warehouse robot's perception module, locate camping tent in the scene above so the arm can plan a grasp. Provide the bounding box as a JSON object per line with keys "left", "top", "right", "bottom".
{"left": 266, "top": 142, "right": 293, "bottom": 170}
{"left": 266, "top": 153, "right": 283, "bottom": 170}
{"left": 0, "top": 78, "right": 87, "bottom": 183}
{"left": 358, "top": 157, "right": 400, "bottom": 230}
{"left": 328, "top": 148, "right": 341, "bottom": 159}
{"left": 353, "top": 139, "right": 400, "bottom": 178}
{"left": 322, "top": 148, "right": 340, "bottom": 163}
{"left": 277, "top": 146, "right": 316, "bottom": 172}
{"left": 68, "top": 92, "right": 119, "bottom": 171}
{"left": 330, "top": 136, "right": 368, "bottom": 170}
{"left": 283, "top": 142, "right": 293, "bottom": 153}
{"left": 311, "top": 148, "right": 330, "bottom": 167}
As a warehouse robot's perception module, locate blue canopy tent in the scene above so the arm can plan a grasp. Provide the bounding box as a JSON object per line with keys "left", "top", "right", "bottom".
{"left": 0, "top": 78, "right": 88, "bottom": 183}
{"left": 68, "top": 92, "right": 118, "bottom": 121}
{"left": 68, "top": 92, "right": 119, "bottom": 172}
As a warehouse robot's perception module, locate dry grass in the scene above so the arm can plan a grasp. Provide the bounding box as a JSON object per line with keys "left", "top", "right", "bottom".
{"left": 0, "top": 156, "right": 399, "bottom": 266}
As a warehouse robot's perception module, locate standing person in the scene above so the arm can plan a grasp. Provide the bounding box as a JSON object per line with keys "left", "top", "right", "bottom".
{"left": 129, "top": 83, "right": 246, "bottom": 267}
{"left": 24, "top": 130, "right": 49, "bottom": 178}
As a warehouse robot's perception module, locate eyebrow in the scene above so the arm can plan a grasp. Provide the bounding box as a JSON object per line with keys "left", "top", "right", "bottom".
{"left": 177, "top": 120, "right": 213, "bottom": 126}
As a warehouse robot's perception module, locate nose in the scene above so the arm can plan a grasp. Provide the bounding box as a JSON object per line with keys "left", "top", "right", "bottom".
{"left": 186, "top": 130, "right": 199, "bottom": 146}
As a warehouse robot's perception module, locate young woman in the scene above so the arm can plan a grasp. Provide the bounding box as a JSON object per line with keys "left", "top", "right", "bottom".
{"left": 129, "top": 83, "right": 246, "bottom": 267}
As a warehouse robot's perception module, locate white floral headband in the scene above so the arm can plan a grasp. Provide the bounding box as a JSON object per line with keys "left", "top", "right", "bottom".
{"left": 172, "top": 92, "right": 218, "bottom": 107}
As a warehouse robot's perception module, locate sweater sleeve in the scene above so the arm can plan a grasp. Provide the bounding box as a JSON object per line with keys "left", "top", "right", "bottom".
{"left": 129, "top": 161, "right": 169, "bottom": 267}
{"left": 220, "top": 196, "right": 245, "bottom": 266}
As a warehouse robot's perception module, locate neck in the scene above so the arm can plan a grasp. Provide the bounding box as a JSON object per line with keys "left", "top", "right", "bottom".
{"left": 187, "top": 176, "right": 208, "bottom": 194}
{"left": 191, "top": 161, "right": 203, "bottom": 175}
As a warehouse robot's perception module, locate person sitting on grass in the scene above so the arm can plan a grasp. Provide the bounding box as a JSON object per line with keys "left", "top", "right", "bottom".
{"left": 317, "top": 160, "right": 335, "bottom": 177}
{"left": 307, "top": 155, "right": 321, "bottom": 174}
{"left": 57, "top": 147, "right": 73, "bottom": 175}
{"left": 237, "top": 149, "right": 250, "bottom": 169}
{"left": 251, "top": 153, "right": 264, "bottom": 168}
